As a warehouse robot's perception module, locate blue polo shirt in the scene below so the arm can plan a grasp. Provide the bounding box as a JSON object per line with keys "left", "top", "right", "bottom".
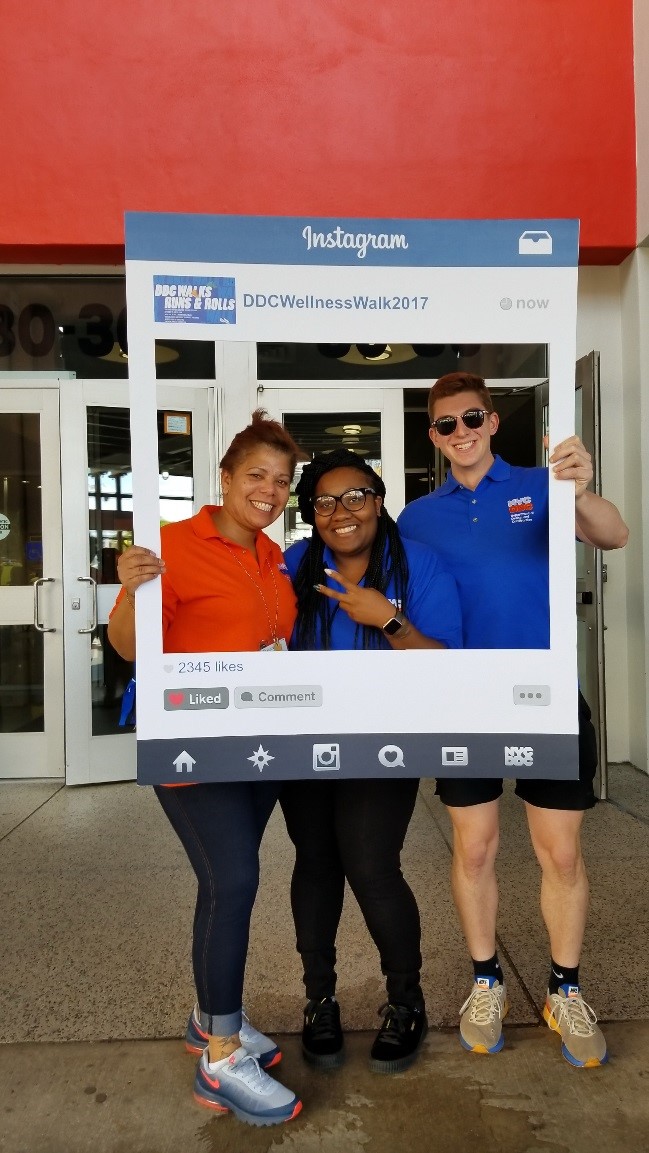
{"left": 397, "top": 456, "right": 549, "bottom": 649}
{"left": 284, "top": 536, "right": 462, "bottom": 651}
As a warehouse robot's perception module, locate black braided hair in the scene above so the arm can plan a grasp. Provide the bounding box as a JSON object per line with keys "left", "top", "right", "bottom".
{"left": 292, "top": 448, "right": 409, "bottom": 650}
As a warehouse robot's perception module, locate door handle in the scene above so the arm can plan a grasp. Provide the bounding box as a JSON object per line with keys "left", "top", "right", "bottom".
{"left": 33, "top": 577, "right": 56, "bottom": 632}
{"left": 77, "top": 575, "right": 98, "bottom": 634}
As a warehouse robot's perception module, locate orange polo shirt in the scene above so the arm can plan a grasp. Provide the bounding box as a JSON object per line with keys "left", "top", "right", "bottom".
{"left": 112, "top": 506, "right": 297, "bottom": 651}
{"left": 160, "top": 505, "right": 296, "bottom": 651}
{"left": 112, "top": 508, "right": 297, "bottom": 787}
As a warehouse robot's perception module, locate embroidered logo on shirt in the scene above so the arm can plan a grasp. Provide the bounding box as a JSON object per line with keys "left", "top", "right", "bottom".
{"left": 508, "top": 495, "right": 534, "bottom": 523}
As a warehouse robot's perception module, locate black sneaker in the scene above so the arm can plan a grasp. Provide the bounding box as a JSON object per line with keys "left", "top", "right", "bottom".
{"left": 369, "top": 1002, "right": 428, "bottom": 1074}
{"left": 302, "top": 996, "right": 344, "bottom": 1069}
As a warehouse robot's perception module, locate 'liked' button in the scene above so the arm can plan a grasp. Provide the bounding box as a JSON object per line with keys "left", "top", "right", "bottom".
{"left": 164, "top": 687, "right": 230, "bottom": 710}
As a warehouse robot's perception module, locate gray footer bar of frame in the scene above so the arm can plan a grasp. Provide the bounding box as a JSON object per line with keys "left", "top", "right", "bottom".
{"left": 136, "top": 733, "right": 579, "bottom": 785}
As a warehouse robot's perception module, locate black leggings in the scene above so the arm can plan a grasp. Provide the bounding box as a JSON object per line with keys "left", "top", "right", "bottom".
{"left": 280, "top": 777, "right": 423, "bottom": 1008}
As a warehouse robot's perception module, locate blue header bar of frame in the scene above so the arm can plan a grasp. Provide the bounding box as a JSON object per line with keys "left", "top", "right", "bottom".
{"left": 125, "top": 214, "right": 579, "bottom": 268}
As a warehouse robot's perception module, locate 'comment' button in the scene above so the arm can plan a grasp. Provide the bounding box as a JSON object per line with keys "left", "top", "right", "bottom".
{"left": 235, "top": 685, "right": 323, "bottom": 709}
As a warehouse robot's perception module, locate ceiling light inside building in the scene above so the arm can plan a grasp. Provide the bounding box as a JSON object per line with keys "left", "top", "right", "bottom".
{"left": 338, "top": 344, "right": 417, "bottom": 367}
{"left": 325, "top": 423, "right": 379, "bottom": 438}
{"left": 357, "top": 344, "right": 391, "bottom": 361}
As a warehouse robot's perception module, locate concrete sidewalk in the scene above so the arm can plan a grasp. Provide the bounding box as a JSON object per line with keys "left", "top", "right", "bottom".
{"left": 1, "top": 1026, "right": 648, "bottom": 1153}
{"left": 1, "top": 764, "right": 648, "bottom": 1151}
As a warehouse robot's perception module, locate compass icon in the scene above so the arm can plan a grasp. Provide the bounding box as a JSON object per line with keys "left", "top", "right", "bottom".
{"left": 247, "top": 744, "right": 275, "bottom": 773}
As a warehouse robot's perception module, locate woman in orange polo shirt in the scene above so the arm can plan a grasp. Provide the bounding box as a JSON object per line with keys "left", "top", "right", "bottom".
{"left": 108, "top": 411, "right": 302, "bottom": 1128}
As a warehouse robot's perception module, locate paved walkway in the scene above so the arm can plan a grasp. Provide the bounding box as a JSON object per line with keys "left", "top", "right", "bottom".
{"left": 1, "top": 1026, "right": 648, "bottom": 1152}
{"left": 1, "top": 764, "right": 647, "bottom": 1151}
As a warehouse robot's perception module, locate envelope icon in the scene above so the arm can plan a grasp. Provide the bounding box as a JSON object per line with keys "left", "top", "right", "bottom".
{"left": 519, "top": 230, "right": 553, "bottom": 255}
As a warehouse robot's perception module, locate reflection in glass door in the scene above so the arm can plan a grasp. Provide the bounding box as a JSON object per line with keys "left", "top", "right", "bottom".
{"left": 62, "top": 381, "right": 211, "bottom": 785}
{"left": 0, "top": 388, "right": 64, "bottom": 777}
{"left": 1, "top": 411, "right": 45, "bottom": 733}
{"left": 86, "top": 405, "right": 197, "bottom": 738}
{"left": 402, "top": 383, "right": 546, "bottom": 505}
{"left": 86, "top": 404, "right": 135, "bottom": 738}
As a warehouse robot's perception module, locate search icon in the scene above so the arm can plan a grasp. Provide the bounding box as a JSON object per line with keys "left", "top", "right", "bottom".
{"left": 378, "top": 744, "right": 405, "bottom": 769}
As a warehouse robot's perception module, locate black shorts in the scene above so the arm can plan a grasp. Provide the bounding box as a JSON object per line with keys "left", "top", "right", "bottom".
{"left": 435, "top": 692, "right": 598, "bottom": 812}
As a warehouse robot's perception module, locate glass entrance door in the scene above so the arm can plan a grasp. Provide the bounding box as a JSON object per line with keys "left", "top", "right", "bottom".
{"left": 61, "top": 380, "right": 212, "bottom": 785}
{"left": 0, "top": 386, "right": 64, "bottom": 778}
{"left": 260, "top": 388, "right": 405, "bottom": 549}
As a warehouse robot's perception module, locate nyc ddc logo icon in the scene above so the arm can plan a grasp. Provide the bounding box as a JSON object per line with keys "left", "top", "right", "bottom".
{"left": 504, "top": 746, "right": 534, "bottom": 767}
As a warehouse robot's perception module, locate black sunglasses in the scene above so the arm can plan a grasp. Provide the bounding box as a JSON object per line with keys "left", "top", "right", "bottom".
{"left": 431, "top": 408, "right": 491, "bottom": 436}
{"left": 312, "top": 487, "right": 377, "bottom": 517}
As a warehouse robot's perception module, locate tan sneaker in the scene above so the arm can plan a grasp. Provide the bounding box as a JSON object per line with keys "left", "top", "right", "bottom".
{"left": 543, "top": 985, "right": 608, "bottom": 1067}
{"left": 459, "top": 977, "right": 508, "bottom": 1053}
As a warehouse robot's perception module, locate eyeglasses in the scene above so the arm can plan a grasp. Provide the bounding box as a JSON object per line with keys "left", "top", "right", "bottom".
{"left": 312, "top": 487, "right": 377, "bottom": 516}
{"left": 431, "top": 409, "right": 490, "bottom": 436}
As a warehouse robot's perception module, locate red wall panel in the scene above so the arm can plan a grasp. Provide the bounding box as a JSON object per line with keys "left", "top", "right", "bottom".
{"left": 0, "top": 1, "right": 635, "bottom": 263}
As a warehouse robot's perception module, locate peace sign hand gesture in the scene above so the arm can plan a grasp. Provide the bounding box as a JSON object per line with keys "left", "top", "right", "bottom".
{"left": 315, "top": 568, "right": 395, "bottom": 629}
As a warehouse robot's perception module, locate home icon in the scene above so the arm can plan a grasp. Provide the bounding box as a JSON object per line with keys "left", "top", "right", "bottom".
{"left": 173, "top": 750, "right": 196, "bottom": 774}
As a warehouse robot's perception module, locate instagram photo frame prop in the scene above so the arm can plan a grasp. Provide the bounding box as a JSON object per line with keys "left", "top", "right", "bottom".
{"left": 125, "top": 214, "right": 579, "bottom": 785}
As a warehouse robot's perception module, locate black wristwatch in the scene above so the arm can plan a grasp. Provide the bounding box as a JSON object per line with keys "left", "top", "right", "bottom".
{"left": 382, "top": 610, "right": 407, "bottom": 636}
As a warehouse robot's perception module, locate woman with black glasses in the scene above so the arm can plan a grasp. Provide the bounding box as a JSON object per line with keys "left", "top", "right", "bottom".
{"left": 280, "top": 448, "right": 462, "bottom": 1075}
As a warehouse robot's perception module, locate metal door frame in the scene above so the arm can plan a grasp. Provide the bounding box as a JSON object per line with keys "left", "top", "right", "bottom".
{"left": 575, "top": 352, "right": 607, "bottom": 798}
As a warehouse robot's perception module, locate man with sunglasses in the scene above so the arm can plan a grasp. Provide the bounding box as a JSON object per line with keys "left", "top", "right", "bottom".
{"left": 397, "top": 371, "right": 628, "bottom": 1068}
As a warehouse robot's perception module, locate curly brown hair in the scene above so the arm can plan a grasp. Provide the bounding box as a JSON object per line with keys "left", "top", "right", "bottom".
{"left": 220, "top": 409, "right": 300, "bottom": 477}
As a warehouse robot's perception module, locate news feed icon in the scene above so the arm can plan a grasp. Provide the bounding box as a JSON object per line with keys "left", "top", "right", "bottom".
{"left": 441, "top": 746, "right": 469, "bottom": 767}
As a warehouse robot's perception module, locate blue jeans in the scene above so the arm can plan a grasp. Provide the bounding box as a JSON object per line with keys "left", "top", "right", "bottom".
{"left": 154, "top": 781, "right": 280, "bottom": 1037}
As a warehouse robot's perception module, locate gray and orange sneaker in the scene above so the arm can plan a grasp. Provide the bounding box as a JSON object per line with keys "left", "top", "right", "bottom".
{"left": 185, "top": 1005, "right": 281, "bottom": 1068}
{"left": 193, "top": 1046, "right": 301, "bottom": 1127}
{"left": 543, "top": 984, "right": 608, "bottom": 1067}
{"left": 459, "top": 976, "right": 508, "bottom": 1054}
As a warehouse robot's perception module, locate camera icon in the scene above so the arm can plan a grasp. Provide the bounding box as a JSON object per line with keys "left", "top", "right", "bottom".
{"left": 312, "top": 743, "right": 341, "bottom": 772}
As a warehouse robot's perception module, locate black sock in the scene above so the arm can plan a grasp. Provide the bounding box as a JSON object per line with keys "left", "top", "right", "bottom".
{"left": 549, "top": 959, "right": 579, "bottom": 995}
{"left": 472, "top": 953, "right": 503, "bottom": 983}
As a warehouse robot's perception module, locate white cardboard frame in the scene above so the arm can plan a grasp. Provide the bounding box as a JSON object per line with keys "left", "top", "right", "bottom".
{"left": 125, "top": 215, "right": 579, "bottom": 785}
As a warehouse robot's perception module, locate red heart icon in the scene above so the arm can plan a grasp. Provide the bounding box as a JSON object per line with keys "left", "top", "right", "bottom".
{"left": 168, "top": 692, "right": 184, "bottom": 706}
